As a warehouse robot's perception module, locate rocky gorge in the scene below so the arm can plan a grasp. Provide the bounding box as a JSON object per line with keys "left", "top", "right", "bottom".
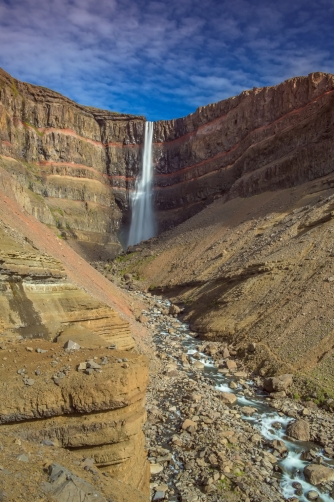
{"left": 1, "top": 66, "right": 334, "bottom": 501}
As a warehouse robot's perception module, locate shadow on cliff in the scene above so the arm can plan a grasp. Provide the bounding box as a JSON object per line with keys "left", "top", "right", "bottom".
{"left": 8, "top": 282, "right": 50, "bottom": 339}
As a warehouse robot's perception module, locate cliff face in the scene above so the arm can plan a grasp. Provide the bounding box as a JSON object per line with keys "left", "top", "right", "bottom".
{"left": 151, "top": 72, "right": 334, "bottom": 230}
{"left": 0, "top": 339, "right": 149, "bottom": 501}
{"left": 2, "top": 68, "right": 334, "bottom": 249}
{"left": 0, "top": 67, "right": 145, "bottom": 258}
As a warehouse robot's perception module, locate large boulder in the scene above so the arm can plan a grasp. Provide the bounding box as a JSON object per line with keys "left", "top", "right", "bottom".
{"left": 304, "top": 464, "right": 334, "bottom": 485}
{"left": 44, "top": 463, "right": 107, "bottom": 502}
{"left": 286, "top": 419, "right": 310, "bottom": 441}
{"left": 219, "top": 392, "right": 237, "bottom": 405}
{"left": 182, "top": 419, "right": 197, "bottom": 433}
{"left": 263, "top": 374, "right": 293, "bottom": 393}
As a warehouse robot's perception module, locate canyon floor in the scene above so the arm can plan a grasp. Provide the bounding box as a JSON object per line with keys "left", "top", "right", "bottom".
{"left": 124, "top": 289, "right": 334, "bottom": 502}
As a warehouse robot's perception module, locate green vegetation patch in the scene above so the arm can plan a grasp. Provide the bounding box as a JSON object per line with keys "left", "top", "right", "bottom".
{"left": 10, "top": 79, "right": 19, "bottom": 98}
{"left": 23, "top": 121, "right": 44, "bottom": 137}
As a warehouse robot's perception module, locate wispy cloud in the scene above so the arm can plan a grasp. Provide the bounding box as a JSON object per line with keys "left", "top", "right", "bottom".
{"left": 0, "top": 0, "right": 333, "bottom": 120}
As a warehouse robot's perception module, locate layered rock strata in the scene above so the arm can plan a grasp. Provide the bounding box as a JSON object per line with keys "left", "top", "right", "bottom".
{"left": 151, "top": 72, "right": 334, "bottom": 229}
{"left": 0, "top": 67, "right": 145, "bottom": 258}
{"left": 0, "top": 339, "right": 149, "bottom": 501}
{"left": 2, "top": 68, "right": 334, "bottom": 245}
{"left": 0, "top": 225, "right": 134, "bottom": 348}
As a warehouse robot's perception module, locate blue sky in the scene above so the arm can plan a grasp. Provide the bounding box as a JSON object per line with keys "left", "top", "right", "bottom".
{"left": 0, "top": 0, "right": 333, "bottom": 120}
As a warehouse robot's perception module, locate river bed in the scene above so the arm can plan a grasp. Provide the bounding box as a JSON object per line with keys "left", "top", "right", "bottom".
{"left": 132, "top": 291, "right": 334, "bottom": 502}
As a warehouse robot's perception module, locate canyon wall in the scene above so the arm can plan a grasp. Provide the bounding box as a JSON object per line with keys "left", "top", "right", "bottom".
{"left": 2, "top": 68, "right": 334, "bottom": 248}
{"left": 0, "top": 67, "right": 145, "bottom": 259}
{"left": 151, "top": 72, "right": 334, "bottom": 230}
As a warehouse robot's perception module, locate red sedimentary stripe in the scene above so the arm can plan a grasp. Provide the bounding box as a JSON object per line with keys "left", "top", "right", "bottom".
{"left": 153, "top": 89, "right": 334, "bottom": 181}
{"left": 37, "top": 127, "right": 141, "bottom": 148}
{"left": 38, "top": 160, "right": 135, "bottom": 181}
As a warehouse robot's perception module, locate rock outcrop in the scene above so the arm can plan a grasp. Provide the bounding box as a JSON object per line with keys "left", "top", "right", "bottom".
{"left": 0, "top": 340, "right": 149, "bottom": 497}
{"left": 0, "top": 224, "right": 134, "bottom": 349}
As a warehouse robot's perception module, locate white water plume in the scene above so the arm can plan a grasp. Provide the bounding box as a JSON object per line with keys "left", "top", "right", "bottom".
{"left": 127, "top": 121, "right": 156, "bottom": 246}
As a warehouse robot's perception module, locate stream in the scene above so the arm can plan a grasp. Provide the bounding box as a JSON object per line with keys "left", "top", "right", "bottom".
{"left": 134, "top": 291, "right": 334, "bottom": 501}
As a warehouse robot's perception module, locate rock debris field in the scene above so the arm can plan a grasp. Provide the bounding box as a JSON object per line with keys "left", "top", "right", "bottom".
{"left": 129, "top": 291, "right": 334, "bottom": 502}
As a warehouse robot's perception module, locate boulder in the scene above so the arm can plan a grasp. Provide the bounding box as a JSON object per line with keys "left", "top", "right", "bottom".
{"left": 150, "top": 464, "right": 163, "bottom": 475}
{"left": 286, "top": 419, "right": 310, "bottom": 441}
{"left": 226, "top": 360, "right": 237, "bottom": 370}
{"left": 138, "top": 314, "right": 148, "bottom": 324}
{"left": 63, "top": 339, "right": 80, "bottom": 351}
{"left": 193, "top": 361, "right": 205, "bottom": 369}
{"left": 219, "top": 392, "right": 237, "bottom": 405}
{"left": 182, "top": 419, "right": 197, "bottom": 432}
{"left": 169, "top": 304, "right": 181, "bottom": 315}
{"left": 242, "top": 406, "right": 257, "bottom": 416}
{"left": 304, "top": 464, "right": 334, "bottom": 485}
{"left": 44, "top": 463, "right": 107, "bottom": 502}
{"left": 263, "top": 374, "right": 293, "bottom": 393}
{"left": 307, "top": 490, "right": 319, "bottom": 500}
{"left": 269, "top": 391, "right": 286, "bottom": 399}
{"left": 272, "top": 439, "right": 287, "bottom": 455}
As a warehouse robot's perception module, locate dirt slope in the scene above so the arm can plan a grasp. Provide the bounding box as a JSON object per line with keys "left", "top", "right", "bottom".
{"left": 117, "top": 173, "right": 334, "bottom": 398}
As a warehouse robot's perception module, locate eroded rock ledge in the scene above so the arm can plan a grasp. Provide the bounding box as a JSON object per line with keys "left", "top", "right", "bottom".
{"left": 0, "top": 212, "right": 150, "bottom": 500}
{"left": 0, "top": 339, "right": 149, "bottom": 501}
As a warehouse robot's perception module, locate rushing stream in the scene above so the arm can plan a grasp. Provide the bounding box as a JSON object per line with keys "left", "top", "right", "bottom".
{"left": 136, "top": 292, "right": 334, "bottom": 501}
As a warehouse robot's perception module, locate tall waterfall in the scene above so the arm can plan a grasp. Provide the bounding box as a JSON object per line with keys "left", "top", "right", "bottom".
{"left": 127, "top": 121, "right": 156, "bottom": 247}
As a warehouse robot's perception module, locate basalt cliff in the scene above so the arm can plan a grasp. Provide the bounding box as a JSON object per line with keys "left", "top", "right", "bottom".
{"left": 1, "top": 68, "right": 334, "bottom": 252}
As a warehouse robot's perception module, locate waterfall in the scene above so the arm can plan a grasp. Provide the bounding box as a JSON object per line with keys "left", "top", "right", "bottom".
{"left": 127, "top": 121, "right": 156, "bottom": 247}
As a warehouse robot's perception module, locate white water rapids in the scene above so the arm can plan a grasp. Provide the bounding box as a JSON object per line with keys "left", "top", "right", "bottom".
{"left": 140, "top": 293, "right": 334, "bottom": 502}
{"left": 128, "top": 121, "right": 156, "bottom": 246}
